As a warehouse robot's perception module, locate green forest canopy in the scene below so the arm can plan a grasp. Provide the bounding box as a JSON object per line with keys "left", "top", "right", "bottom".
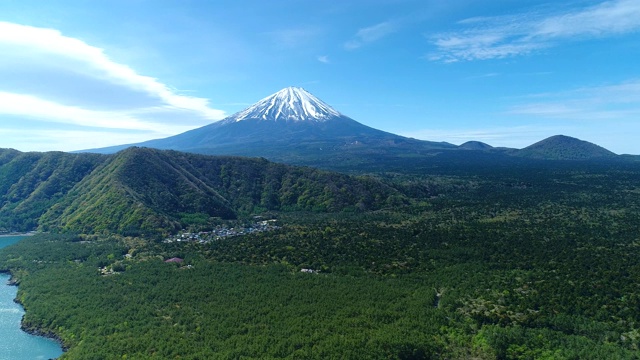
{"left": 1, "top": 156, "right": 640, "bottom": 358}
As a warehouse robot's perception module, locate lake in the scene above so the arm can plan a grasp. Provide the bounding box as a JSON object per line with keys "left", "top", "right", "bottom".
{"left": 0, "top": 235, "right": 64, "bottom": 359}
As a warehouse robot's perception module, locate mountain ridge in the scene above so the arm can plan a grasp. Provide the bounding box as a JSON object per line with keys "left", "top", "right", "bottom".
{"left": 0, "top": 147, "right": 404, "bottom": 235}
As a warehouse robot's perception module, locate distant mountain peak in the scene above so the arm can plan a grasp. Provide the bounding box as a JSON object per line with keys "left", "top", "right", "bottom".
{"left": 458, "top": 141, "right": 493, "bottom": 150}
{"left": 518, "top": 134, "right": 616, "bottom": 160}
{"left": 227, "top": 87, "right": 342, "bottom": 123}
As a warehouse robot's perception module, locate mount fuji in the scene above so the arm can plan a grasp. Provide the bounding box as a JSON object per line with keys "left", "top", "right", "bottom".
{"left": 86, "top": 87, "right": 455, "bottom": 164}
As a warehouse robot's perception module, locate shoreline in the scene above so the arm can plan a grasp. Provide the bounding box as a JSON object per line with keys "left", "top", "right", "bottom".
{"left": 20, "top": 323, "right": 69, "bottom": 353}
{"left": 0, "top": 231, "right": 37, "bottom": 238}
{"left": 0, "top": 272, "right": 67, "bottom": 357}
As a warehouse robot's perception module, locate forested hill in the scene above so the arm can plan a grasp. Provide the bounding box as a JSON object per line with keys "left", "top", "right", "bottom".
{"left": 516, "top": 135, "right": 616, "bottom": 160}
{"left": 0, "top": 147, "right": 403, "bottom": 235}
{"left": 0, "top": 149, "right": 104, "bottom": 231}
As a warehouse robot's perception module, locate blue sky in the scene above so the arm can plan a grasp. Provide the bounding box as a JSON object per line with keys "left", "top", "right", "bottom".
{"left": 1, "top": 0, "right": 640, "bottom": 154}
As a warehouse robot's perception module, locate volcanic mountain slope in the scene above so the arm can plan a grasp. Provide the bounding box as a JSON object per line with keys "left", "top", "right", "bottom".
{"left": 0, "top": 147, "right": 404, "bottom": 235}
{"left": 86, "top": 87, "right": 456, "bottom": 164}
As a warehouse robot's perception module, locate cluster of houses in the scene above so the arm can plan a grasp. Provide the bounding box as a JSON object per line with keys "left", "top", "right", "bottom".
{"left": 300, "top": 268, "right": 320, "bottom": 274}
{"left": 163, "top": 219, "right": 279, "bottom": 244}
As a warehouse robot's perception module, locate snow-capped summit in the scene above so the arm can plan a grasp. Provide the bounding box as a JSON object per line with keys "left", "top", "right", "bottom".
{"left": 227, "top": 87, "right": 342, "bottom": 123}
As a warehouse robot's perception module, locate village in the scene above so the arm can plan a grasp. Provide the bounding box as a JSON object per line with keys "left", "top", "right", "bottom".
{"left": 97, "top": 219, "right": 280, "bottom": 276}
{"left": 163, "top": 219, "right": 279, "bottom": 244}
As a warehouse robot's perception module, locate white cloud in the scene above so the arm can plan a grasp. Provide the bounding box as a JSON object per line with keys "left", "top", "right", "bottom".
{"left": 0, "top": 22, "right": 225, "bottom": 120}
{"left": 0, "top": 21, "right": 227, "bottom": 151}
{"left": 532, "top": 0, "right": 640, "bottom": 38}
{"left": 345, "top": 21, "right": 398, "bottom": 50}
{"left": 508, "top": 79, "right": 640, "bottom": 120}
{"left": 317, "top": 55, "right": 330, "bottom": 63}
{"left": 0, "top": 127, "right": 177, "bottom": 153}
{"left": 428, "top": 0, "right": 640, "bottom": 62}
{"left": 0, "top": 92, "right": 150, "bottom": 130}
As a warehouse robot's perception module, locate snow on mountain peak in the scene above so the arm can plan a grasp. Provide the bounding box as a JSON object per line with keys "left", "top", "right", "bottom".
{"left": 229, "top": 87, "right": 342, "bottom": 122}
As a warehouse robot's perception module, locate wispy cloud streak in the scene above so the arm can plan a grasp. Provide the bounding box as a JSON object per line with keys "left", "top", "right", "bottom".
{"left": 317, "top": 55, "right": 330, "bottom": 64}
{"left": 508, "top": 79, "right": 640, "bottom": 120}
{"left": 345, "top": 21, "right": 398, "bottom": 49}
{"left": 428, "top": 0, "right": 640, "bottom": 62}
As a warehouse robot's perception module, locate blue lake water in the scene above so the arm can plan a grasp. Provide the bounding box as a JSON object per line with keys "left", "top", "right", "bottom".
{"left": 0, "top": 236, "right": 64, "bottom": 359}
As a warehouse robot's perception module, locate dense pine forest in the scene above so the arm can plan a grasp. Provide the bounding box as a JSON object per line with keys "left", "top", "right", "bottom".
{"left": 1, "top": 148, "right": 640, "bottom": 358}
